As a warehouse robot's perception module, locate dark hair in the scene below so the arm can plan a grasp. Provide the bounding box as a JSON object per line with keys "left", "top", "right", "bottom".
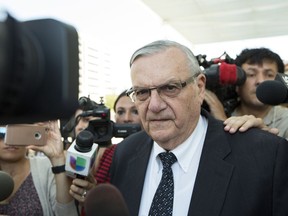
{"left": 235, "top": 48, "right": 284, "bottom": 73}
{"left": 60, "top": 96, "right": 98, "bottom": 142}
{"left": 113, "top": 90, "right": 129, "bottom": 112}
{"left": 78, "top": 96, "right": 98, "bottom": 111}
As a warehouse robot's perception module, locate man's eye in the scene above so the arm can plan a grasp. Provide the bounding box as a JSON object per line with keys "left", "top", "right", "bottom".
{"left": 267, "top": 73, "right": 276, "bottom": 78}
{"left": 162, "top": 84, "right": 179, "bottom": 92}
{"left": 246, "top": 73, "right": 255, "bottom": 78}
{"left": 135, "top": 89, "right": 149, "bottom": 96}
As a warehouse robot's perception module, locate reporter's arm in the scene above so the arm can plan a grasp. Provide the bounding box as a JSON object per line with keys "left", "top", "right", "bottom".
{"left": 205, "top": 89, "right": 227, "bottom": 121}
{"left": 28, "top": 121, "right": 73, "bottom": 204}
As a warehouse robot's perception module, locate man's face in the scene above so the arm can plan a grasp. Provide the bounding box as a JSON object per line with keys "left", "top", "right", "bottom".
{"left": 130, "top": 47, "right": 206, "bottom": 150}
{"left": 237, "top": 60, "right": 279, "bottom": 107}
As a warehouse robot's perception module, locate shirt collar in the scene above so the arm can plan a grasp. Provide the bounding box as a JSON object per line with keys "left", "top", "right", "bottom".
{"left": 152, "top": 115, "right": 208, "bottom": 173}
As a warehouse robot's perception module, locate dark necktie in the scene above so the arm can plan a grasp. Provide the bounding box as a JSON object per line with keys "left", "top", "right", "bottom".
{"left": 149, "top": 152, "right": 177, "bottom": 216}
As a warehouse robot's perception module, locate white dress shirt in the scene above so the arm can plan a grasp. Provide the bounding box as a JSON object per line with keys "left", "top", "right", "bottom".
{"left": 138, "top": 115, "right": 208, "bottom": 216}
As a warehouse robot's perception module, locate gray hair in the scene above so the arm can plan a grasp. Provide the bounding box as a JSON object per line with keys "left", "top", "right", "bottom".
{"left": 129, "top": 40, "right": 202, "bottom": 76}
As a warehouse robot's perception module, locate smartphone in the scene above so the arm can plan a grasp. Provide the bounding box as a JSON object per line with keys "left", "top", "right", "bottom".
{"left": 4, "top": 124, "right": 49, "bottom": 146}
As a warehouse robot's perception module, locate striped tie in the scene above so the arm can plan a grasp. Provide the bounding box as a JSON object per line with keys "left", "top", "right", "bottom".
{"left": 149, "top": 152, "right": 177, "bottom": 216}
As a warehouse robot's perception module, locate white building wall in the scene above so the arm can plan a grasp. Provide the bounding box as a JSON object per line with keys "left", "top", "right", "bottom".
{"left": 78, "top": 35, "right": 114, "bottom": 104}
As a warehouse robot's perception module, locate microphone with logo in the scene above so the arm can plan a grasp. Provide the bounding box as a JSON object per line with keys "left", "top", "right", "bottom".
{"left": 65, "top": 130, "right": 98, "bottom": 178}
{"left": 256, "top": 73, "right": 288, "bottom": 105}
{"left": 0, "top": 171, "right": 14, "bottom": 202}
{"left": 84, "top": 183, "right": 130, "bottom": 216}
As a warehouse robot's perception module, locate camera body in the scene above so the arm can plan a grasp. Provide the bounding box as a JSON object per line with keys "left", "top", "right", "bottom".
{"left": 0, "top": 12, "right": 79, "bottom": 124}
{"left": 83, "top": 100, "right": 141, "bottom": 146}
{"left": 196, "top": 53, "right": 246, "bottom": 116}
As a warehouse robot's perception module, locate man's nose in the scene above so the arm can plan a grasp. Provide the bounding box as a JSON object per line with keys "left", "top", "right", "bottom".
{"left": 256, "top": 73, "right": 266, "bottom": 85}
{"left": 148, "top": 90, "right": 167, "bottom": 113}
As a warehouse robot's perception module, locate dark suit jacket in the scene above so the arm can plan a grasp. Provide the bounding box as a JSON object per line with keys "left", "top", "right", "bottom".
{"left": 110, "top": 110, "right": 288, "bottom": 216}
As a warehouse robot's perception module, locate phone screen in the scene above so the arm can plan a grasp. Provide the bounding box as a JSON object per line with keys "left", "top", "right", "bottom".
{"left": 4, "top": 124, "right": 49, "bottom": 146}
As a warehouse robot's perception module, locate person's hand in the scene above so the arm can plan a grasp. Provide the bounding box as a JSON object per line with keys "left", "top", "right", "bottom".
{"left": 204, "top": 89, "right": 227, "bottom": 121}
{"left": 69, "top": 174, "right": 97, "bottom": 206}
{"left": 223, "top": 115, "right": 279, "bottom": 135}
{"left": 27, "top": 120, "right": 65, "bottom": 166}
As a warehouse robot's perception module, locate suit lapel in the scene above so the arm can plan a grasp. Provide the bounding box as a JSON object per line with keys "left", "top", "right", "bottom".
{"left": 122, "top": 134, "right": 153, "bottom": 216}
{"left": 188, "top": 112, "right": 234, "bottom": 216}
{"left": 119, "top": 111, "right": 234, "bottom": 216}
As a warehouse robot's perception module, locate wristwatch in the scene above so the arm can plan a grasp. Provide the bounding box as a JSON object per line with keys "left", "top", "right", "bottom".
{"left": 51, "top": 165, "right": 66, "bottom": 174}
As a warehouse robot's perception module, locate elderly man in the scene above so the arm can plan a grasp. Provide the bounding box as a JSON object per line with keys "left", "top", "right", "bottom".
{"left": 71, "top": 40, "right": 288, "bottom": 216}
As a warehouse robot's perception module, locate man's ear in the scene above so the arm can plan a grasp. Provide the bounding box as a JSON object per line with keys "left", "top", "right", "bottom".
{"left": 196, "top": 74, "right": 206, "bottom": 93}
{"left": 197, "top": 74, "right": 206, "bottom": 101}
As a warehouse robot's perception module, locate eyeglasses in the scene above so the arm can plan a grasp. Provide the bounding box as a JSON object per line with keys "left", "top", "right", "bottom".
{"left": 126, "top": 74, "right": 199, "bottom": 102}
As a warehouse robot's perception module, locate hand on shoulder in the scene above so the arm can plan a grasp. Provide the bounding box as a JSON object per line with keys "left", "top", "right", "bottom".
{"left": 223, "top": 115, "right": 279, "bottom": 135}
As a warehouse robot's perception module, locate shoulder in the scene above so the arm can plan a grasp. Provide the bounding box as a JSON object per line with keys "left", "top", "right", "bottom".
{"left": 115, "top": 130, "right": 152, "bottom": 155}
{"left": 275, "top": 105, "right": 288, "bottom": 113}
{"left": 206, "top": 111, "right": 288, "bottom": 153}
{"left": 204, "top": 108, "right": 283, "bottom": 142}
{"left": 225, "top": 127, "right": 288, "bottom": 163}
{"left": 265, "top": 106, "right": 288, "bottom": 139}
{"left": 111, "top": 130, "right": 152, "bottom": 168}
{"left": 268, "top": 105, "right": 288, "bottom": 119}
{"left": 229, "top": 127, "right": 286, "bottom": 144}
{"left": 264, "top": 106, "right": 288, "bottom": 122}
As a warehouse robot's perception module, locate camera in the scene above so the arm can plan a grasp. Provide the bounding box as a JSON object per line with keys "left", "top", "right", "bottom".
{"left": 80, "top": 98, "right": 141, "bottom": 147}
{"left": 0, "top": 11, "right": 79, "bottom": 124}
{"left": 196, "top": 52, "right": 246, "bottom": 116}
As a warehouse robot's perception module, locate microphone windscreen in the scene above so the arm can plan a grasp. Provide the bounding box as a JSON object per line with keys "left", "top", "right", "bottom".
{"left": 84, "top": 183, "right": 130, "bottom": 216}
{"left": 0, "top": 171, "right": 14, "bottom": 201}
{"left": 256, "top": 80, "right": 288, "bottom": 105}
{"left": 219, "top": 62, "right": 237, "bottom": 85}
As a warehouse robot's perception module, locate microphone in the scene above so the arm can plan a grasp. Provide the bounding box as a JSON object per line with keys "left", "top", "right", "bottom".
{"left": 65, "top": 130, "right": 98, "bottom": 178}
{"left": 204, "top": 62, "right": 246, "bottom": 87}
{"left": 84, "top": 184, "right": 130, "bottom": 216}
{"left": 256, "top": 73, "right": 288, "bottom": 105}
{"left": 0, "top": 171, "right": 14, "bottom": 201}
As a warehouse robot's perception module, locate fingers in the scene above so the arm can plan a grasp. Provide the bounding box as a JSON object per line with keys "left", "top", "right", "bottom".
{"left": 224, "top": 115, "right": 280, "bottom": 136}
{"left": 69, "top": 178, "right": 97, "bottom": 204}
{"left": 224, "top": 115, "right": 263, "bottom": 133}
{"left": 26, "top": 144, "right": 43, "bottom": 152}
{"left": 69, "top": 179, "right": 87, "bottom": 204}
{"left": 268, "top": 127, "right": 280, "bottom": 136}
{"left": 69, "top": 186, "right": 87, "bottom": 204}
{"left": 72, "top": 178, "right": 92, "bottom": 188}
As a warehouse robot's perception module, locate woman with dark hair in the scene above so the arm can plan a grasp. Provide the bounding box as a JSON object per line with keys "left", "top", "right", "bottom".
{"left": 93, "top": 90, "right": 142, "bottom": 184}
{"left": 113, "top": 89, "right": 141, "bottom": 125}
